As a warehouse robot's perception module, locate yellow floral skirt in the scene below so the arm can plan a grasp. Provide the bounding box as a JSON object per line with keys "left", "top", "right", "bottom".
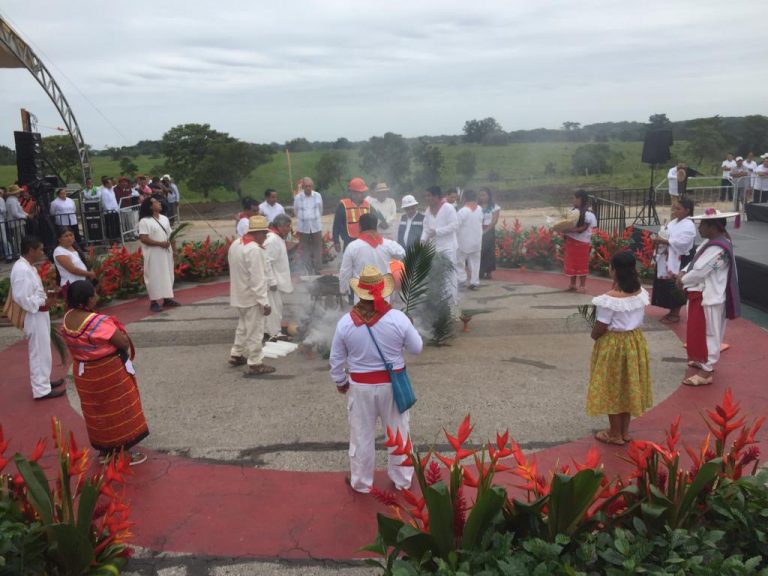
{"left": 587, "top": 329, "right": 652, "bottom": 417}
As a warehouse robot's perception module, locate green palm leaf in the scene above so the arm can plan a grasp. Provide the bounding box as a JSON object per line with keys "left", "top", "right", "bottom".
{"left": 168, "top": 221, "right": 192, "bottom": 244}
{"left": 399, "top": 241, "right": 436, "bottom": 317}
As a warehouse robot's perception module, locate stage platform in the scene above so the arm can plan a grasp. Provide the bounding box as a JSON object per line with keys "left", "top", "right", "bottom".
{"left": 745, "top": 202, "right": 768, "bottom": 224}
{"left": 732, "top": 221, "right": 768, "bottom": 312}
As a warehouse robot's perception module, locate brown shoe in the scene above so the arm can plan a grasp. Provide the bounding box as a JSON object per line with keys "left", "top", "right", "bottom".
{"left": 228, "top": 355, "right": 247, "bottom": 367}
{"left": 248, "top": 364, "right": 276, "bottom": 375}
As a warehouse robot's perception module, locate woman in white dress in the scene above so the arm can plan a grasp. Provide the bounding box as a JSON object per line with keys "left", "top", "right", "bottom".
{"left": 53, "top": 227, "right": 95, "bottom": 301}
{"left": 138, "top": 196, "right": 179, "bottom": 312}
{"left": 651, "top": 198, "right": 696, "bottom": 323}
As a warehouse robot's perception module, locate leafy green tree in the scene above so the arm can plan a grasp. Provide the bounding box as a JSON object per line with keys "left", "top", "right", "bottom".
{"left": 41, "top": 135, "right": 81, "bottom": 183}
{"left": 119, "top": 157, "right": 139, "bottom": 178}
{"left": 285, "top": 137, "right": 312, "bottom": 153}
{"left": 455, "top": 150, "right": 477, "bottom": 184}
{"left": 161, "top": 123, "right": 273, "bottom": 198}
{"left": 315, "top": 151, "right": 347, "bottom": 191}
{"left": 462, "top": 117, "right": 504, "bottom": 144}
{"left": 562, "top": 121, "right": 581, "bottom": 131}
{"left": 333, "top": 137, "right": 353, "bottom": 150}
{"left": 684, "top": 117, "right": 727, "bottom": 166}
{"left": 737, "top": 115, "right": 768, "bottom": 157}
{"left": 0, "top": 144, "right": 15, "bottom": 165}
{"left": 413, "top": 140, "right": 444, "bottom": 187}
{"left": 648, "top": 114, "right": 672, "bottom": 129}
{"left": 571, "top": 143, "right": 614, "bottom": 175}
{"left": 359, "top": 132, "right": 411, "bottom": 187}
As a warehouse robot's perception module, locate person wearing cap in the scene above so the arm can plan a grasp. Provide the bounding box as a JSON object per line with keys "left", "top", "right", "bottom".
{"left": 138, "top": 195, "right": 180, "bottom": 312}
{"left": 332, "top": 177, "right": 371, "bottom": 253}
{"left": 421, "top": 185, "right": 459, "bottom": 305}
{"left": 293, "top": 177, "right": 323, "bottom": 275}
{"left": 677, "top": 208, "right": 741, "bottom": 386}
{"left": 730, "top": 157, "right": 750, "bottom": 213}
{"left": 263, "top": 213, "right": 293, "bottom": 341}
{"left": 329, "top": 264, "right": 423, "bottom": 493}
{"left": 456, "top": 189, "right": 484, "bottom": 290}
{"left": 259, "top": 188, "right": 285, "bottom": 225}
{"left": 10, "top": 235, "right": 66, "bottom": 400}
{"left": 339, "top": 213, "right": 405, "bottom": 301}
{"left": 397, "top": 194, "right": 424, "bottom": 249}
{"left": 753, "top": 155, "right": 768, "bottom": 205}
{"left": 162, "top": 175, "right": 180, "bottom": 225}
{"left": 366, "top": 182, "right": 398, "bottom": 241}
{"left": 227, "top": 215, "right": 275, "bottom": 375}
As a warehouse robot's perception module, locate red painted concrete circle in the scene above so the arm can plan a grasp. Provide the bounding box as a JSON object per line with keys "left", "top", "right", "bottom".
{"left": 1, "top": 270, "right": 766, "bottom": 559}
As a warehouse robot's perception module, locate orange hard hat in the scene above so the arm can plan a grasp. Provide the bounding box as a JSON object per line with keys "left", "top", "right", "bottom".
{"left": 348, "top": 177, "right": 368, "bottom": 193}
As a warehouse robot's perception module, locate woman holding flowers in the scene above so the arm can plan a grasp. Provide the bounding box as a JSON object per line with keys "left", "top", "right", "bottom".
{"left": 61, "top": 280, "right": 149, "bottom": 464}
{"left": 587, "top": 251, "right": 652, "bottom": 445}
{"left": 563, "top": 190, "right": 597, "bottom": 292}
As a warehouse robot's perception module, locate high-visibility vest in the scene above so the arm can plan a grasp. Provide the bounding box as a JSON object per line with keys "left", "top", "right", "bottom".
{"left": 340, "top": 198, "right": 370, "bottom": 239}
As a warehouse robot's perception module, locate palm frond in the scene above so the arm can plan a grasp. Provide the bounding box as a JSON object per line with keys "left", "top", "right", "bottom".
{"left": 399, "top": 241, "right": 436, "bottom": 316}
{"left": 577, "top": 304, "right": 597, "bottom": 327}
{"left": 169, "top": 221, "right": 192, "bottom": 244}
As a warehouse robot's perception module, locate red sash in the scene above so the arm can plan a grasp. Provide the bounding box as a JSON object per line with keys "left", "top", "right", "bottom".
{"left": 686, "top": 291, "right": 708, "bottom": 363}
{"left": 358, "top": 231, "right": 383, "bottom": 248}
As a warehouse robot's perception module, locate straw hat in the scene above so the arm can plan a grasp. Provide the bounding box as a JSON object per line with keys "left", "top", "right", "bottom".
{"left": 6, "top": 184, "right": 21, "bottom": 195}
{"left": 691, "top": 208, "right": 740, "bottom": 220}
{"left": 349, "top": 265, "right": 395, "bottom": 301}
{"left": 247, "top": 215, "right": 269, "bottom": 233}
{"left": 374, "top": 182, "right": 390, "bottom": 194}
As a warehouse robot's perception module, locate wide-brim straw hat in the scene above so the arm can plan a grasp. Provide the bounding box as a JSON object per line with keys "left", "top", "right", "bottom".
{"left": 374, "top": 182, "right": 390, "bottom": 194}
{"left": 691, "top": 208, "right": 740, "bottom": 220}
{"left": 6, "top": 184, "right": 21, "bottom": 195}
{"left": 247, "top": 215, "right": 269, "bottom": 232}
{"left": 349, "top": 264, "right": 395, "bottom": 300}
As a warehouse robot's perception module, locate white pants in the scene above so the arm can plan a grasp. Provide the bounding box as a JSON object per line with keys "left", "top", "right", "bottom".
{"left": 231, "top": 306, "right": 265, "bottom": 365}
{"left": 23, "top": 311, "right": 52, "bottom": 398}
{"left": 265, "top": 290, "right": 284, "bottom": 336}
{"left": 347, "top": 381, "right": 413, "bottom": 493}
{"left": 439, "top": 249, "right": 459, "bottom": 307}
{"left": 456, "top": 249, "right": 481, "bottom": 287}
{"left": 701, "top": 303, "right": 727, "bottom": 372}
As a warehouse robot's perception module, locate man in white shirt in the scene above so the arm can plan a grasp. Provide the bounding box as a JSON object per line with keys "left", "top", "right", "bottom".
{"left": 421, "top": 186, "right": 459, "bottom": 306}
{"left": 99, "top": 177, "right": 121, "bottom": 240}
{"left": 679, "top": 209, "right": 740, "bottom": 386}
{"left": 292, "top": 177, "right": 323, "bottom": 274}
{"left": 744, "top": 152, "right": 758, "bottom": 194}
{"left": 730, "top": 157, "right": 750, "bottom": 212}
{"left": 227, "top": 215, "right": 275, "bottom": 375}
{"left": 263, "top": 214, "right": 294, "bottom": 340}
{"left": 329, "top": 264, "right": 423, "bottom": 493}
{"left": 456, "top": 189, "right": 484, "bottom": 290}
{"left": 397, "top": 195, "right": 424, "bottom": 249}
{"left": 720, "top": 153, "right": 736, "bottom": 202}
{"left": 10, "top": 236, "right": 66, "bottom": 400}
{"left": 366, "top": 182, "right": 398, "bottom": 240}
{"left": 754, "top": 155, "right": 768, "bottom": 204}
{"left": 0, "top": 187, "right": 10, "bottom": 261}
{"left": 4, "top": 185, "right": 27, "bottom": 258}
{"left": 258, "top": 188, "right": 286, "bottom": 225}
{"left": 82, "top": 177, "right": 101, "bottom": 202}
{"left": 339, "top": 213, "right": 405, "bottom": 300}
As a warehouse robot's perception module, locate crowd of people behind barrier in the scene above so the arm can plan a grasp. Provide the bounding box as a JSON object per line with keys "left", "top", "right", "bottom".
{"left": 0, "top": 173, "right": 180, "bottom": 261}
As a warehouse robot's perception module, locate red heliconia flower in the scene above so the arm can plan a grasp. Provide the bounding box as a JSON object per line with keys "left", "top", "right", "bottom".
{"left": 666, "top": 415, "right": 681, "bottom": 453}
{"left": 29, "top": 438, "right": 46, "bottom": 462}
{"left": 13, "top": 473, "right": 25, "bottom": 487}
{"left": 370, "top": 487, "right": 399, "bottom": 507}
{"left": 0, "top": 424, "right": 7, "bottom": 454}
{"left": 739, "top": 445, "right": 760, "bottom": 467}
{"left": 425, "top": 460, "right": 442, "bottom": 485}
{"left": 462, "top": 468, "right": 479, "bottom": 488}
{"left": 434, "top": 452, "right": 454, "bottom": 468}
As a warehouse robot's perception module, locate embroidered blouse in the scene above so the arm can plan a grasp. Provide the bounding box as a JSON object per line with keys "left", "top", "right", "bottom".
{"left": 592, "top": 289, "right": 649, "bottom": 332}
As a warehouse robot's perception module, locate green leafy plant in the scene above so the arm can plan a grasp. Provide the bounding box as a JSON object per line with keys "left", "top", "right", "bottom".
{"left": 398, "top": 241, "right": 436, "bottom": 318}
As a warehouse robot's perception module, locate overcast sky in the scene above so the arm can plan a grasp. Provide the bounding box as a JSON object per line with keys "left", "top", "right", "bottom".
{"left": 0, "top": 0, "right": 765, "bottom": 149}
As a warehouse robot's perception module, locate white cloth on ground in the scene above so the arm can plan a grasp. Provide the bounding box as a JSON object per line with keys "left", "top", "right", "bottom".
{"left": 138, "top": 215, "right": 175, "bottom": 300}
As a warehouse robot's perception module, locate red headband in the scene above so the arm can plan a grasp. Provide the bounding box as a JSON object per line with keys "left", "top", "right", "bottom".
{"left": 357, "top": 279, "right": 388, "bottom": 313}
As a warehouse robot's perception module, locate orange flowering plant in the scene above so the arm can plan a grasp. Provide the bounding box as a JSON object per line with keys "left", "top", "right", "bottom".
{"left": 365, "top": 389, "right": 764, "bottom": 573}
{"left": 175, "top": 236, "right": 232, "bottom": 281}
{"left": 0, "top": 418, "right": 134, "bottom": 574}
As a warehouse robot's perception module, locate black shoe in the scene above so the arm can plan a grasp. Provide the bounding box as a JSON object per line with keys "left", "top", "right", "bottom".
{"left": 50, "top": 379, "right": 65, "bottom": 389}
{"left": 35, "top": 389, "right": 66, "bottom": 401}
{"left": 163, "top": 299, "right": 181, "bottom": 307}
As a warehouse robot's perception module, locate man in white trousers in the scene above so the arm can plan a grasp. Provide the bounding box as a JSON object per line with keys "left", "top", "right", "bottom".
{"left": 263, "top": 213, "right": 293, "bottom": 340}
{"left": 421, "top": 186, "right": 459, "bottom": 306}
{"left": 227, "top": 215, "right": 275, "bottom": 375}
{"left": 338, "top": 213, "right": 405, "bottom": 301}
{"left": 678, "top": 209, "right": 741, "bottom": 387}
{"left": 456, "top": 189, "right": 484, "bottom": 290}
{"left": 10, "top": 236, "right": 65, "bottom": 400}
{"left": 330, "top": 265, "right": 423, "bottom": 493}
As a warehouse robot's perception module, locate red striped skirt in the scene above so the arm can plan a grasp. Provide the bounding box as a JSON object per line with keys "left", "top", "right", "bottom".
{"left": 563, "top": 236, "right": 590, "bottom": 276}
{"left": 73, "top": 354, "right": 149, "bottom": 452}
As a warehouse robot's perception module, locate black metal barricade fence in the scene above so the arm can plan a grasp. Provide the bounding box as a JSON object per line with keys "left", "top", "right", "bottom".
{"left": 2, "top": 218, "right": 27, "bottom": 260}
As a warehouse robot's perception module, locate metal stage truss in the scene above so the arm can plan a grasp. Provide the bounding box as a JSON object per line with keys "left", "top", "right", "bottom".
{"left": 0, "top": 13, "right": 91, "bottom": 182}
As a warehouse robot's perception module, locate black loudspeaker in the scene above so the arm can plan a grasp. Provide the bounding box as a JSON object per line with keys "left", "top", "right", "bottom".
{"left": 641, "top": 129, "right": 673, "bottom": 165}
{"left": 14, "top": 131, "right": 44, "bottom": 185}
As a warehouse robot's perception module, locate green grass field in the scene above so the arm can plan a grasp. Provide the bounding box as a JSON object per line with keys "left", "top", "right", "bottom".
{"left": 0, "top": 140, "right": 704, "bottom": 207}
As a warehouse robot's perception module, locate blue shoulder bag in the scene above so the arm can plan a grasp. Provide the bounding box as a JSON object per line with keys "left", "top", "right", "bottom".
{"left": 365, "top": 325, "right": 416, "bottom": 414}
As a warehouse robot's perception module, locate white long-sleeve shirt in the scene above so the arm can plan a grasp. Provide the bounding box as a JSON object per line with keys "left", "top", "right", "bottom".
{"left": 10, "top": 257, "right": 46, "bottom": 313}
{"left": 5, "top": 196, "right": 27, "bottom": 221}
{"left": 656, "top": 217, "right": 696, "bottom": 278}
{"left": 681, "top": 240, "right": 729, "bottom": 306}
{"left": 457, "top": 205, "right": 484, "bottom": 253}
{"left": 366, "top": 196, "right": 398, "bottom": 240}
{"left": 100, "top": 187, "right": 119, "bottom": 212}
{"left": 329, "top": 309, "right": 423, "bottom": 384}
{"left": 421, "top": 202, "right": 458, "bottom": 255}
{"left": 338, "top": 237, "right": 405, "bottom": 296}
{"left": 263, "top": 231, "right": 293, "bottom": 294}
{"left": 293, "top": 191, "right": 323, "bottom": 234}
{"left": 228, "top": 238, "right": 271, "bottom": 309}
{"left": 50, "top": 197, "right": 78, "bottom": 226}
